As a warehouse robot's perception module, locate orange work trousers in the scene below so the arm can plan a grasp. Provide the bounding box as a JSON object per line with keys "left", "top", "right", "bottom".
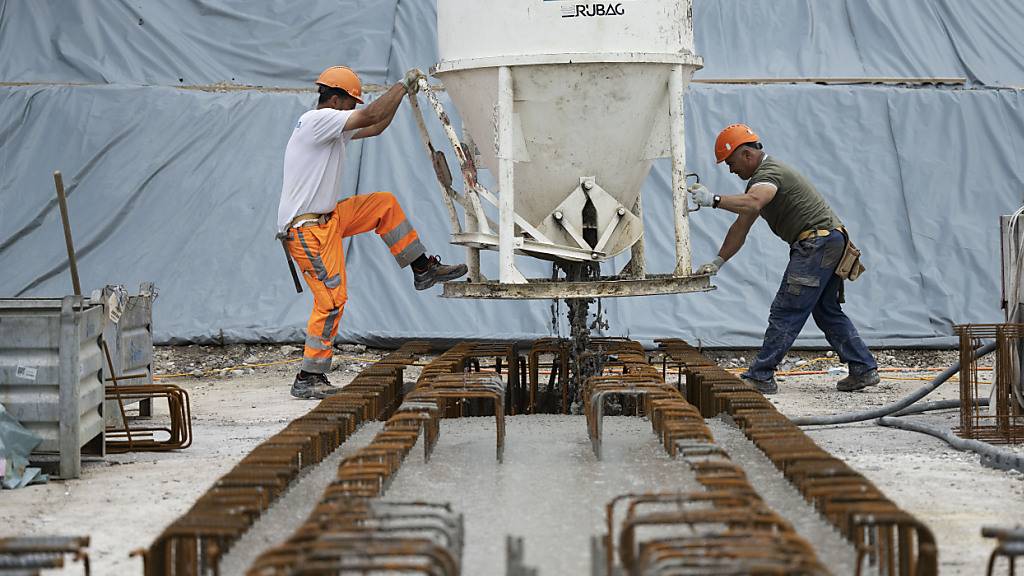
{"left": 285, "top": 192, "right": 424, "bottom": 373}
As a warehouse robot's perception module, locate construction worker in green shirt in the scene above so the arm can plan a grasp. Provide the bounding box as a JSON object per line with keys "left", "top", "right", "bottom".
{"left": 690, "top": 123, "right": 878, "bottom": 395}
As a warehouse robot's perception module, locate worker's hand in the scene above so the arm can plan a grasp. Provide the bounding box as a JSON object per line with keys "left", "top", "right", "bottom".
{"left": 402, "top": 69, "right": 427, "bottom": 95}
{"left": 696, "top": 256, "right": 725, "bottom": 276}
{"left": 688, "top": 183, "right": 715, "bottom": 208}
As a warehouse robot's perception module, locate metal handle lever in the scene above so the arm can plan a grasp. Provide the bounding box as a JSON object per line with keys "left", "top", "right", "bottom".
{"left": 685, "top": 172, "right": 702, "bottom": 213}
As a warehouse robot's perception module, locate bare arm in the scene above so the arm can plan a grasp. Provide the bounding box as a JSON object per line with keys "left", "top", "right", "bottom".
{"left": 716, "top": 182, "right": 777, "bottom": 217}
{"left": 345, "top": 83, "right": 407, "bottom": 138}
{"left": 718, "top": 211, "right": 758, "bottom": 261}
{"left": 692, "top": 182, "right": 775, "bottom": 271}
{"left": 710, "top": 183, "right": 775, "bottom": 264}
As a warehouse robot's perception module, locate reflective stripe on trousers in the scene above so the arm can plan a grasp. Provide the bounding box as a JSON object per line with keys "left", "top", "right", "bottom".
{"left": 285, "top": 192, "right": 426, "bottom": 373}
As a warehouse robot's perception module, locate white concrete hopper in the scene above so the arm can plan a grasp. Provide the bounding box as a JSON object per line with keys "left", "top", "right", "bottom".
{"left": 408, "top": 0, "right": 710, "bottom": 298}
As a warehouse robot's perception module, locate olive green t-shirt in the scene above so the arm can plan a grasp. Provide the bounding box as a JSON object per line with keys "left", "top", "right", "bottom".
{"left": 745, "top": 155, "right": 842, "bottom": 244}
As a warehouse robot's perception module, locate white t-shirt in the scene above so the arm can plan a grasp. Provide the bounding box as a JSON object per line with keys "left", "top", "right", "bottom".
{"left": 276, "top": 108, "right": 356, "bottom": 233}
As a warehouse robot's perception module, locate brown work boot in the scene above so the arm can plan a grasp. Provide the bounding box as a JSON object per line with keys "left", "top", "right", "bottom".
{"left": 413, "top": 255, "right": 468, "bottom": 290}
{"left": 836, "top": 369, "right": 880, "bottom": 392}
{"left": 290, "top": 371, "right": 340, "bottom": 400}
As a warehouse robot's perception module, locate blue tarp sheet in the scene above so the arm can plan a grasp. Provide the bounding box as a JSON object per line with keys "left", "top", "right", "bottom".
{"left": 2, "top": 1, "right": 1024, "bottom": 88}
{"left": 2, "top": 82, "right": 1020, "bottom": 347}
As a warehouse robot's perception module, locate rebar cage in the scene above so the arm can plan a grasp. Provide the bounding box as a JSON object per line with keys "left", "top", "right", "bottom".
{"left": 955, "top": 323, "right": 1024, "bottom": 444}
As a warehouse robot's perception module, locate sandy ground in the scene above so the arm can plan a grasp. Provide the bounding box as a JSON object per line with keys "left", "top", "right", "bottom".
{"left": 0, "top": 368, "right": 355, "bottom": 575}
{"left": 2, "top": 347, "right": 1022, "bottom": 575}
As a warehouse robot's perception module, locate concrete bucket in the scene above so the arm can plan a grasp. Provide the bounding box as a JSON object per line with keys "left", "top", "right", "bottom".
{"left": 409, "top": 0, "right": 711, "bottom": 299}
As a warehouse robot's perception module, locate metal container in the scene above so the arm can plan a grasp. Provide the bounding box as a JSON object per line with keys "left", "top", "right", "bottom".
{"left": 418, "top": 0, "right": 711, "bottom": 298}
{"left": 0, "top": 296, "right": 105, "bottom": 478}
{"left": 436, "top": 0, "right": 701, "bottom": 262}
{"left": 98, "top": 284, "right": 156, "bottom": 426}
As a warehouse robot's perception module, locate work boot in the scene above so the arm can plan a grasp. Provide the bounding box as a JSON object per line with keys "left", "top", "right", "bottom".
{"left": 836, "top": 368, "right": 880, "bottom": 392}
{"left": 413, "top": 255, "right": 468, "bottom": 290}
{"left": 741, "top": 375, "right": 779, "bottom": 396}
{"left": 290, "top": 371, "right": 340, "bottom": 400}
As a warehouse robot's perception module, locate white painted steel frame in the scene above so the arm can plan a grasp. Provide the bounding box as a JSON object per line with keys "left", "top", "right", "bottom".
{"left": 497, "top": 66, "right": 527, "bottom": 284}
{"left": 408, "top": 67, "right": 708, "bottom": 298}
{"left": 669, "top": 65, "right": 693, "bottom": 276}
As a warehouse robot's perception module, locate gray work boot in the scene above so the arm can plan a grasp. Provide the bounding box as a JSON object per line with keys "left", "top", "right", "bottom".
{"left": 741, "top": 375, "right": 779, "bottom": 395}
{"left": 836, "top": 368, "right": 880, "bottom": 392}
{"left": 413, "top": 255, "right": 468, "bottom": 290}
{"left": 290, "top": 371, "right": 340, "bottom": 400}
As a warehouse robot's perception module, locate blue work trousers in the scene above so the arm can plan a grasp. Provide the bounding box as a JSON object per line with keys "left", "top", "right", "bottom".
{"left": 742, "top": 230, "right": 877, "bottom": 382}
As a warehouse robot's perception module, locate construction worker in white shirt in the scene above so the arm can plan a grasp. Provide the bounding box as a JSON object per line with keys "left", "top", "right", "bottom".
{"left": 278, "top": 66, "right": 467, "bottom": 399}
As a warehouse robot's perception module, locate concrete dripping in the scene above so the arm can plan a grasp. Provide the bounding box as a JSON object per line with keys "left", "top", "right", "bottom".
{"left": 551, "top": 261, "right": 609, "bottom": 413}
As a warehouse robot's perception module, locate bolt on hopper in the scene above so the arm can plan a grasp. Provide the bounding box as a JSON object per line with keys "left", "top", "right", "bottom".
{"left": 409, "top": 0, "right": 711, "bottom": 299}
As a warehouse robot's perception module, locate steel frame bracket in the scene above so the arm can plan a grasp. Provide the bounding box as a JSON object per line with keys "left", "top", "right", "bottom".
{"left": 441, "top": 273, "right": 714, "bottom": 300}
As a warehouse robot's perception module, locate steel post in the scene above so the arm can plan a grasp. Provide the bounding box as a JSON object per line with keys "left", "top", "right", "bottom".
{"left": 497, "top": 66, "right": 525, "bottom": 284}
{"left": 58, "top": 296, "right": 81, "bottom": 479}
{"left": 668, "top": 65, "right": 692, "bottom": 276}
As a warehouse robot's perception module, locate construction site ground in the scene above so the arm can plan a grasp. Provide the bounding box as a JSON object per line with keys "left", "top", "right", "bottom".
{"left": 2, "top": 345, "right": 1022, "bottom": 575}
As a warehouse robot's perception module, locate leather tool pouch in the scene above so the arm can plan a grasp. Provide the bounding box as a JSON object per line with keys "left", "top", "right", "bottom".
{"left": 836, "top": 234, "right": 865, "bottom": 281}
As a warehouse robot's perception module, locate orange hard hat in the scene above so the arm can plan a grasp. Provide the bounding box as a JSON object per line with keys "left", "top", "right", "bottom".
{"left": 316, "top": 66, "right": 364, "bottom": 104}
{"left": 715, "top": 123, "right": 759, "bottom": 163}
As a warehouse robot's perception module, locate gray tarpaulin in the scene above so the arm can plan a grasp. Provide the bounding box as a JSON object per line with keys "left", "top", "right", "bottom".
{"left": 2, "top": 0, "right": 1022, "bottom": 347}
{"left": 2, "top": 1, "right": 1024, "bottom": 88}
{"left": 1, "top": 82, "right": 1020, "bottom": 347}
{"left": 694, "top": 0, "right": 1024, "bottom": 87}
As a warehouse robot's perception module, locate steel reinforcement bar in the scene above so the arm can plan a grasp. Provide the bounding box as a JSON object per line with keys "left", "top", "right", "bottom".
{"left": 656, "top": 338, "right": 939, "bottom": 576}
{"left": 146, "top": 338, "right": 942, "bottom": 575}
{"left": 138, "top": 341, "right": 431, "bottom": 576}
{"left": 246, "top": 341, "right": 562, "bottom": 574}
{"left": 0, "top": 536, "right": 91, "bottom": 576}
{"left": 244, "top": 344, "right": 510, "bottom": 575}
{"left": 582, "top": 341, "right": 826, "bottom": 575}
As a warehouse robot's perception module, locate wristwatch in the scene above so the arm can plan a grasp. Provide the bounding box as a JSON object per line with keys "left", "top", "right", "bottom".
{"left": 712, "top": 194, "right": 722, "bottom": 209}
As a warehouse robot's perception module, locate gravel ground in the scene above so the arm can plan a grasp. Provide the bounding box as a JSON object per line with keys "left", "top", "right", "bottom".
{"left": 701, "top": 347, "right": 990, "bottom": 372}
{"left": 153, "top": 341, "right": 390, "bottom": 380}
{"left": 152, "top": 343, "right": 991, "bottom": 384}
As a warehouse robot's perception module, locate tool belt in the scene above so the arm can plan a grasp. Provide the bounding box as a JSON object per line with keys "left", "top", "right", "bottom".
{"left": 795, "top": 228, "right": 832, "bottom": 242}
{"left": 795, "top": 227, "right": 865, "bottom": 282}
{"left": 289, "top": 212, "right": 331, "bottom": 229}
{"left": 835, "top": 228, "right": 866, "bottom": 281}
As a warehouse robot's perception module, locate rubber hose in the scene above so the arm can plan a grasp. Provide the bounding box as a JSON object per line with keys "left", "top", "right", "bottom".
{"left": 792, "top": 341, "right": 997, "bottom": 426}
{"left": 981, "top": 526, "right": 1024, "bottom": 541}
{"left": 890, "top": 397, "right": 989, "bottom": 417}
{"left": 876, "top": 416, "right": 1024, "bottom": 473}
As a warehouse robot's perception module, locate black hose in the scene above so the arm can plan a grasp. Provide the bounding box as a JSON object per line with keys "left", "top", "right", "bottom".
{"left": 792, "top": 341, "right": 997, "bottom": 426}
{"left": 890, "top": 397, "right": 989, "bottom": 417}
{"left": 982, "top": 526, "right": 1024, "bottom": 541}
{"left": 876, "top": 416, "right": 1024, "bottom": 473}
